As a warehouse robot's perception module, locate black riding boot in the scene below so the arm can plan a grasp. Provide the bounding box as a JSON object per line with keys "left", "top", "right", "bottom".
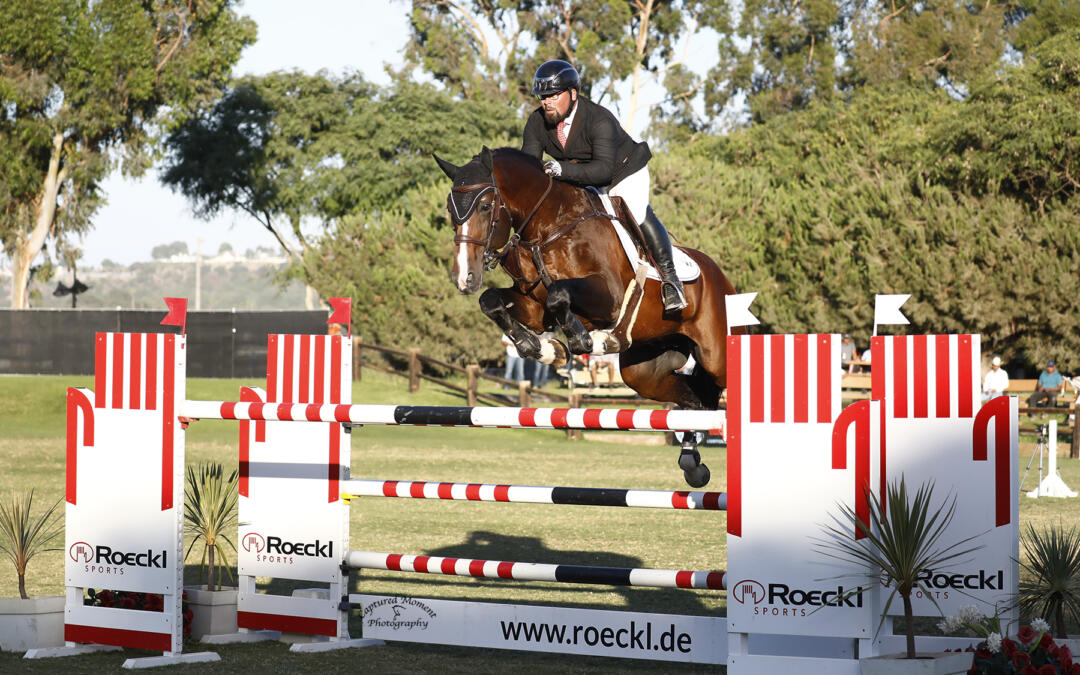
{"left": 641, "top": 207, "right": 688, "bottom": 312}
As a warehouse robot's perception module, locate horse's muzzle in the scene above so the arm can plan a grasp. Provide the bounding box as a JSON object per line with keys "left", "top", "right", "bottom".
{"left": 458, "top": 271, "right": 482, "bottom": 295}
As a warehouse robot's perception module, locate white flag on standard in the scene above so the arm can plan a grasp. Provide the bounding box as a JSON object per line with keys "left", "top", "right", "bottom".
{"left": 873, "top": 294, "right": 911, "bottom": 335}
{"left": 725, "top": 292, "right": 760, "bottom": 335}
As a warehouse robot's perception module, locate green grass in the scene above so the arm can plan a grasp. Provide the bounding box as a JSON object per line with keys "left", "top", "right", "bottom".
{"left": 3, "top": 372, "right": 1080, "bottom": 672}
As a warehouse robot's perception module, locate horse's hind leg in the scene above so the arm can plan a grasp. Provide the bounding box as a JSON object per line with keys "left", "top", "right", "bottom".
{"left": 619, "top": 340, "right": 709, "bottom": 410}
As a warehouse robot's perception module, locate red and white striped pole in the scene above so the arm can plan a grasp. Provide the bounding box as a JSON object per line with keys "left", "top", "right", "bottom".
{"left": 346, "top": 551, "right": 727, "bottom": 590}
{"left": 182, "top": 401, "right": 725, "bottom": 432}
{"left": 344, "top": 479, "right": 727, "bottom": 510}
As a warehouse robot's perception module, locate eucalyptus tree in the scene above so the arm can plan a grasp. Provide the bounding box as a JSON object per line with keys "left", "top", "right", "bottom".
{"left": 405, "top": 0, "right": 725, "bottom": 133}
{"left": 0, "top": 0, "right": 255, "bottom": 308}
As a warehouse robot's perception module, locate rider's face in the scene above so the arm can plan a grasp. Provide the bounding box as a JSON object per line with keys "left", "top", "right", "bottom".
{"left": 540, "top": 89, "right": 575, "bottom": 124}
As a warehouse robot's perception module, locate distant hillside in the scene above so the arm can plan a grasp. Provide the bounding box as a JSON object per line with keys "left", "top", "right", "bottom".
{"left": 1, "top": 257, "right": 308, "bottom": 310}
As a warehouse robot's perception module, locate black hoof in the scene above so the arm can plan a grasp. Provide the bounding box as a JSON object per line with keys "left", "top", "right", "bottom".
{"left": 567, "top": 332, "right": 593, "bottom": 355}
{"left": 678, "top": 448, "right": 702, "bottom": 472}
{"left": 684, "top": 463, "right": 710, "bottom": 488}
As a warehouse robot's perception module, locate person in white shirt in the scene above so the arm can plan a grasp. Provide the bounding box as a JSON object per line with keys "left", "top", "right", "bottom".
{"left": 982, "top": 356, "right": 1009, "bottom": 401}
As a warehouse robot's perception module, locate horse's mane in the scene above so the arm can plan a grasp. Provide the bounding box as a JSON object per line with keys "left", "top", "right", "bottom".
{"left": 490, "top": 146, "right": 544, "bottom": 173}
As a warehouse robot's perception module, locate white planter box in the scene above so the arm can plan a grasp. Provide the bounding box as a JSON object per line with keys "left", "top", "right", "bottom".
{"left": 185, "top": 586, "right": 238, "bottom": 640}
{"left": 860, "top": 651, "right": 973, "bottom": 675}
{"left": 0, "top": 596, "right": 65, "bottom": 652}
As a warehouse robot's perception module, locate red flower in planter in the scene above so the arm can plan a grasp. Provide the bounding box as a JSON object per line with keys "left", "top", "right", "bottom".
{"left": 1012, "top": 651, "right": 1031, "bottom": 668}
{"left": 1037, "top": 664, "right": 1058, "bottom": 675}
{"left": 1039, "top": 632, "right": 1055, "bottom": 651}
{"left": 1018, "top": 626, "right": 1037, "bottom": 645}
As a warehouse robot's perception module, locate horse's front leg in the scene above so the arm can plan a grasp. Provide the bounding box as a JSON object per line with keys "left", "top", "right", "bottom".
{"left": 545, "top": 275, "right": 617, "bottom": 355}
{"left": 479, "top": 287, "right": 544, "bottom": 358}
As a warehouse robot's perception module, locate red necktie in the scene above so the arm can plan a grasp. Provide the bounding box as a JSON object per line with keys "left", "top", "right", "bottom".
{"left": 557, "top": 120, "right": 569, "bottom": 148}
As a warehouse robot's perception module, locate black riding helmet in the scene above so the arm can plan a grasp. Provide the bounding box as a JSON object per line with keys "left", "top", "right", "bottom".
{"left": 532, "top": 60, "right": 580, "bottom": 97}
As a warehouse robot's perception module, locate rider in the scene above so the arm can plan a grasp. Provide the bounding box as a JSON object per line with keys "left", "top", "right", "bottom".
{"left": 521, "top": 59, "right": 688, "bottom": 313}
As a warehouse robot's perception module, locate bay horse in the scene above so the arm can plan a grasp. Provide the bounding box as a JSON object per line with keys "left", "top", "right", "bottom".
{"left": 435, "top": 147, "right": 739, "bottom": 485}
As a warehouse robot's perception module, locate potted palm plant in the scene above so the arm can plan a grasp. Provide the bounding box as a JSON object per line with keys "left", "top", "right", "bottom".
{"left": 0, "top": 489, "right": 64, "bottom": 651}
{"left": 815, "top": 477, "right": 982, "bottom": 674}
{"left": 1017, "top": 523, "right": 1080, "bottom": 643}
{"left": 183, "top": 462, "right": 239, "bottom": 640}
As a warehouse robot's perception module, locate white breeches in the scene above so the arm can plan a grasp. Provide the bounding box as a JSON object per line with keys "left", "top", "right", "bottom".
{"left": 605, "top": 165, "right": 650, "bottom": 225}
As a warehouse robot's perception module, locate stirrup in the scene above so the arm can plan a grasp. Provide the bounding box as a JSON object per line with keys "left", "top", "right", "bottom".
{"left": 661, "top": 280, "right": 688, "bottom": 312}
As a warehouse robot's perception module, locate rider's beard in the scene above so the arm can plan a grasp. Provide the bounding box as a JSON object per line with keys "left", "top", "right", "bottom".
{"left": 543, "top": 99, "right": 575, "bottom": 126}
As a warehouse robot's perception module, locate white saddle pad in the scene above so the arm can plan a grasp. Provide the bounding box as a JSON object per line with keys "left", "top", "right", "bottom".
{"left": 590, "top": 189, "right": 701, "bottom": 282}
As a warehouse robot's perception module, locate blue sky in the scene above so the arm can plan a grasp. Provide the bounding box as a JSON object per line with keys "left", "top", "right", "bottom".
{"left": 83, "top": 1, "right": 410, "bottom": 265}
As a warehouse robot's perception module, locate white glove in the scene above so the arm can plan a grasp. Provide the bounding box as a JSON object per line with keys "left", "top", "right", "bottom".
{"left": 543, "top": 160, "right": 562, "bottom": 177}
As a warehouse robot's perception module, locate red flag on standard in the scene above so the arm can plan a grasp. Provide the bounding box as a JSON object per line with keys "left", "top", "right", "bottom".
{"left": 327, "top": 297, "right": 352, "bottom": 337}
{"left": 160, "top": 297, "right": 188, "bottom": 335}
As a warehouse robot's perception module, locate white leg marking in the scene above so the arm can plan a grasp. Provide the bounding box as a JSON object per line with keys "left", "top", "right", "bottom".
{"left": 538, "top": 340, "right": 556, "bottom": 365}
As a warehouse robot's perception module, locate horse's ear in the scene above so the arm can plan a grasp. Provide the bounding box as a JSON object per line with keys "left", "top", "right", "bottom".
{"left": 433, "top": 153, "right": 460, "bottom": 181}
{"left": 480, "top": 146, "right": 493, "bottom": 171}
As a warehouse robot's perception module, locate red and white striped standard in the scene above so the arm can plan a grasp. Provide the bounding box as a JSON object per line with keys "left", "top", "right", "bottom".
{"left": 346, "top": 551, "right": 727, "bottom": 590}
{"left": 181, "top": 401, "right": 724, "bottom": 432}
{"left": 343, "top": 479, "right": 727, "bottom": 510}
{"left": 870, "top": 334, "right": 980, "bottom": 420}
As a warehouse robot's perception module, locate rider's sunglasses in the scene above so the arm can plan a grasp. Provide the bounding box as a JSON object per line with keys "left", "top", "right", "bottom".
{"left": 536, "top": 90, "right": 565, "bottom": 101}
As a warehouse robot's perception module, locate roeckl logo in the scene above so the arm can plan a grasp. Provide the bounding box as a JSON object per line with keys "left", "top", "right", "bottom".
{"left": 242, "top": 533, "right": 266, "bottom": 553}
{"left": 70, "top": 542, "right": 167, "bottom": 568}
{"left": 882, "top": 569, "right": 1005, "bottom": 591}
{"left": 69, "top": 542, "right": 93, "bottom": 563}
{"left": 768, "top": 583, "right": 864, "bottom": 607}
{"left": 266, "top": 536, "right": 333, "bottom": 558}
{"left": 730, "top": 579, "right": 766, "bottom": 604}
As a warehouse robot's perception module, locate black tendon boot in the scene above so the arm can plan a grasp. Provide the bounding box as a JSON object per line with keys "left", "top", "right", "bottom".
{"left": 640, "top": 207, "right": 688, "bottom": 312}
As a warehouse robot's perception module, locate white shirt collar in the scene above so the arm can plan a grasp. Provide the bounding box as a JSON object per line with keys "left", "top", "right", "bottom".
{"left": 561, "top": 97, "right": 578, "bottom": 129}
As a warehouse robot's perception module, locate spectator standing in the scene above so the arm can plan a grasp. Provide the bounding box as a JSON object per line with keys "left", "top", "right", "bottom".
{"left": 529, "top": 333, "right": 554, "bottom": 390}
{"left": 841, "top": 334, "right": 857, "bottom": 374}
{"left": 1027, "top": 360, "right": 1063, "bottom": 409}
{"left": 590, "top": 353, "right": 618, "bottom": 389}
{"left": 982, "top": 356, "right": 1010, "bottom": 401}
{"left": 501, "top": 334, "right": 525, "bottom": 386}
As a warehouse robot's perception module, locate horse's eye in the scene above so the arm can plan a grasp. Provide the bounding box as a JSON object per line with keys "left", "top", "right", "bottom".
{"left": 479, "top": 202, "right": 493, "bottom": 212}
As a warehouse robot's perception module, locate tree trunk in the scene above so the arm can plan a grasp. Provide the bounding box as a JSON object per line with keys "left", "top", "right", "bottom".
{"left": 18, "top": 573, "right": 27, "bottom": 600}
{"left": 12, "top": 131, "right": 67, "bottom": 309}
{"left": 1055, "top": 599, "right": 1066, "bottom": 639}
{"left": 902, "top": 592, "right": 916, "bottom": 658}
{"left": 208, "top": 544, "right": 216, "bottom": 592}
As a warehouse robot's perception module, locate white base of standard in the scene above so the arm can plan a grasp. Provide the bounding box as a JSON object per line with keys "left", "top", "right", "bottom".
{"left": 23, "top": 643, "right": 122, "bottom": 659}
{"left": 289, "top": 638, "right": 385, "bottom": 653}
{"left": 120, "top": 651, "right": 221, "bottom": 669}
